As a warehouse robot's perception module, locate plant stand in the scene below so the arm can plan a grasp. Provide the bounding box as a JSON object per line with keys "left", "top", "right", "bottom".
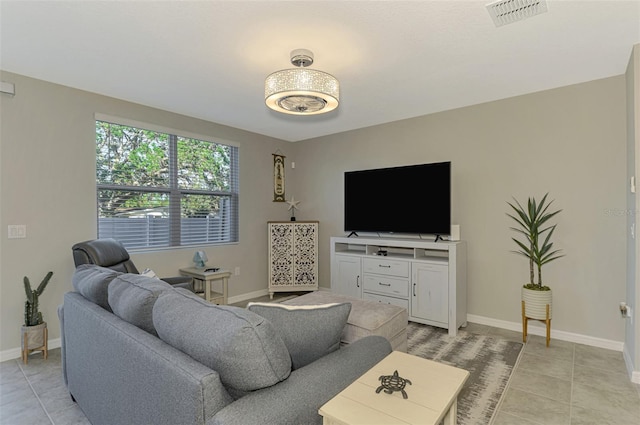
{"left": 21, "top": 323, "right": 48, "bottom": 364}
{"left": 521, "top": 301, "right": 551, "bottom": 347}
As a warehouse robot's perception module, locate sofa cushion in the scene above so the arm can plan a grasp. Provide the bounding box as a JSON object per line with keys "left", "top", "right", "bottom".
{"left": 108, "top": 274, "right": 173, "bottom": 335}
{"left": 246, "top": 302, "right": 351, "bottom": 369}
{"left": 153, "top": 290, "right": 291, "bottom": 392}
{"left": 72, "top": 264, "right": 122, "bottom": 311}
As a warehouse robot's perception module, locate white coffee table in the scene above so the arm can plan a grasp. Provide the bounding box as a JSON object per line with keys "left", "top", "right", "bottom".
{"left": 319, "top": 351, "right": 469, "bottom": 425}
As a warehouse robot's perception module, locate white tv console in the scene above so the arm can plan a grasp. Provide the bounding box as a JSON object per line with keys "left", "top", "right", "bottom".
{"left": 330, "top": 236, "right": 467, "bottom": 336}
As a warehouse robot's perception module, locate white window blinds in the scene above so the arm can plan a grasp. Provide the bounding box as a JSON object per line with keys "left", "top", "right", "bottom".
{"left": 96, "top": 119, "right": 239, "bottom": 250}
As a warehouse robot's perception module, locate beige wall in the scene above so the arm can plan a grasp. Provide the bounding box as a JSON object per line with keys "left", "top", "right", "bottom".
{"left": 625, "top": 44, "right": 640, "bottom": 376}
{"left": 0, "top": 70, "right": 629, "bottom": 355}
{"left": 0, "top": 72, "right": 296, "bottom": 354}
{"left": 296, "top": 75, "right": 628, "bottom": 342}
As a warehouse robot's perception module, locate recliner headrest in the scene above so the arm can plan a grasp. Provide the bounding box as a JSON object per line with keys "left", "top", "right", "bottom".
{"left": 72, "top": 238, "right": 131, "bottom": 268}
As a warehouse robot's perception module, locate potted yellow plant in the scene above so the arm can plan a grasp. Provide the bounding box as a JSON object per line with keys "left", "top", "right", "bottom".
{"left": 507, "top": 194, "right": 563, "bottom": 344}
{"left": 21, "top": 271, "right": 53, "bottom": 363}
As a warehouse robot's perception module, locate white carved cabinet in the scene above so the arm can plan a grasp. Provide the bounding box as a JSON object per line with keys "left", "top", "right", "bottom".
{"left": 268, "top": 221, "right": 319, "bottom": 298}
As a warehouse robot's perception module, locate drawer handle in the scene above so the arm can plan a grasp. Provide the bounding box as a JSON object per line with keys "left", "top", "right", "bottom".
{"left": 378, "top": 282, "right": 391, "bottom": 287}
{"left": 378, "top": 265, "right": 391, "bottom": 268}
{"left": 413, "top": 283, "right": 416, "bottom": 297}
{"left": 357, "top": 275, "right": 360, "bottom": 288}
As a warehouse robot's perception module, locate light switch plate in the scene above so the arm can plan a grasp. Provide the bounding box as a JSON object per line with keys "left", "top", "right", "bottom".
{"left": 8, "top": 224, "right": 26, "bottom": 239}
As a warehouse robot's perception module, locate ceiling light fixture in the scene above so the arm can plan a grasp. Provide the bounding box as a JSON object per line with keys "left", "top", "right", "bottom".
{"left": 265, "top": 49, "right": 339, "bottom": 115}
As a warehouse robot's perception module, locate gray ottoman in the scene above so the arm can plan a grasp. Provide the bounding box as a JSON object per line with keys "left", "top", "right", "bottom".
{"left": 283, "top": 291, "right": 408, "bottom": 352}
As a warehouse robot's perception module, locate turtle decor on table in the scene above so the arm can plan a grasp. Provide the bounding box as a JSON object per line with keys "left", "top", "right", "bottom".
{"left": 376, "top": 370, "right": 412, "bottom": 399}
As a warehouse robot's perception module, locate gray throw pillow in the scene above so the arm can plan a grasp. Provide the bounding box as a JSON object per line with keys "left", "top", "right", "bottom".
{"left": 72, "top": 264, "right": 122, "bottom": 311}
{"left": 153, "top": 290, "right": 291, "bottom": 392}
{"left": 108, "top": 273, "right": 173, "bottom": 335}
{"left": 246, "top": 302, "right": 352, "bottom": 369}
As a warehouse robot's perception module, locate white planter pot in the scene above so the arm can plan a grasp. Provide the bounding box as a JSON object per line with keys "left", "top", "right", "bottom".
{"left": 21, "top": 322, "right": 47, "bottom": 349}
{"left": 522, "top": 287, "right": 552, "bottom": 320}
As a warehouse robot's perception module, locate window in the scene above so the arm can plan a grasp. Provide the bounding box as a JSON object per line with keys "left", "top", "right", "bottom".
{"left": 96, "top": 119, "right": 239, "bottom": 250}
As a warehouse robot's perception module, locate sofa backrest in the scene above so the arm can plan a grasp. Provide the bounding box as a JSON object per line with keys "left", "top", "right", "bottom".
{"left": 72, "top": 264, "right": 122, "bottom": 311}
{"left": 108, "top": 273, "right": 173, "bottom": 335}
{"left": 153, "top": 289, "right": 292, "bottom": 395}
{"left": 73, "top": 264, "right": 180, "bottom": 335}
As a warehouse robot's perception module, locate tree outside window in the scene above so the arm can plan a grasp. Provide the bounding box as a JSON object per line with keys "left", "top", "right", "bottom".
{"left": 96, "top": 120, "right": 238, "bottom": 250}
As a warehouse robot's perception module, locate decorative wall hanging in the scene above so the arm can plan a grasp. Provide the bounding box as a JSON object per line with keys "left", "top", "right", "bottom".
{"left": 273, "top": 153, "right": 286, "bottom": 202}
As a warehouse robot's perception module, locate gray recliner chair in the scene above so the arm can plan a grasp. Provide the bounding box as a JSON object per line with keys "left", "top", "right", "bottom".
{"left": 72, "top": 238, "right": 194, "bottom": 292}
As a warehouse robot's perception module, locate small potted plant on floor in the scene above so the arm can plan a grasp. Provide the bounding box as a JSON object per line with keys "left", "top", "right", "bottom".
{"left": 21, "top": 271, "right": 53, "bottom": 364}
{"left": 507, "top": 194, "right": 563, "bottom": 341}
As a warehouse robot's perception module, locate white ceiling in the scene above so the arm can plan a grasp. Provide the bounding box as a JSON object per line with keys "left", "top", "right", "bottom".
{"left": 1, "top": 1, "right": 639, "bottom": 142}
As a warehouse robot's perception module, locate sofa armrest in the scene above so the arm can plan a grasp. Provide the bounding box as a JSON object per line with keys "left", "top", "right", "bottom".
{"left": 63, "top": 292, "right": 232, "bottom": 425}
{"left": 209, "top": 335, "right": 392, "bottom": 425}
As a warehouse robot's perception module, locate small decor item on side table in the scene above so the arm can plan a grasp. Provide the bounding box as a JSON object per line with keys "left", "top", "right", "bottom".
{"left": 286, "top": 196, "right": 300, "bottom": 221}
{"left": 193, "top": 251, "right": 208, "bottom": 269}
{"left": 21, "top": 271, "right": 53, "bottom": 364}
{"left": 376, "top": 370, "right": 412, "bottom": 399}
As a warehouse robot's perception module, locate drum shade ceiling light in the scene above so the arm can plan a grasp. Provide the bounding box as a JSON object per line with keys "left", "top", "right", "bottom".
{"left": 265, "top": 49, "right": 339, "bottom": 115}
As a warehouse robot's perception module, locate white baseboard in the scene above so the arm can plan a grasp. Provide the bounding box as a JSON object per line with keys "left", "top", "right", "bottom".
{"left": 0, "top": 338, "right": 61, "bottom": 362}
{"left": 227, "top": 288, "right": 269, "bottom": 305}
{"left": 623, "top": 344, "right": 640, "bottom": 384}
{"left": 228, "top": 287, "right": 330, "bottom": 305}
{"left": 466, "top": 314, "right": 624, "bottom": 351}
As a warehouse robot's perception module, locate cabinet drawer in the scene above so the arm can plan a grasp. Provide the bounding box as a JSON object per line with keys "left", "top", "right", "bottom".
{"left": 363, "top": 292, "right": 409, "bottom": 310}
{"left": 362, "top": 258, "right": 409, "bottom": 277}
{"left": 363, "top": 275, "right": 409, "bottom": 297}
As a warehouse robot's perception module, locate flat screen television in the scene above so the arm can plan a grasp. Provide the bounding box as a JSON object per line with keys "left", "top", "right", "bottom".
{"left": 344, "top": 161, "right": 451, "bottom": 236}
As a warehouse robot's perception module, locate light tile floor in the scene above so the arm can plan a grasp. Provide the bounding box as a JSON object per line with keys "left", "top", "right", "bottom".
{"left": 465, "top": 323, "right": 640, "bottom": 425}
{"left": 1, "top": 313, "right": 638, "bottom": 425}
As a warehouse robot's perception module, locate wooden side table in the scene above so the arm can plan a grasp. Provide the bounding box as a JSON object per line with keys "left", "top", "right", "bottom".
{"left": 179, "top": 268, "right": 232, "bottom": 305}
{"left": 319, "top": 351, "right": 469, "bottom": 425}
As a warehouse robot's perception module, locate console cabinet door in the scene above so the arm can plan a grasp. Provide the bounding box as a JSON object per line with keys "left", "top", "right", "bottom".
{"left": 411, "top": 262, "right": 449, "bottom": 325}
{"left": 332, "top": 254, "right": 362, "bottom": 298}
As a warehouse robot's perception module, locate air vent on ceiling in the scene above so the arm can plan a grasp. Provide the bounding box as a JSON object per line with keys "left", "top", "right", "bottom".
{"left": 486, "top": 0, "right": 548, "bottom": 27}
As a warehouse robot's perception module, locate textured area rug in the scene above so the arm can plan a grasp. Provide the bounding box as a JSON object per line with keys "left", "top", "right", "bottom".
{"left": 407, "top": 323, "right": 523, "bottom": 425}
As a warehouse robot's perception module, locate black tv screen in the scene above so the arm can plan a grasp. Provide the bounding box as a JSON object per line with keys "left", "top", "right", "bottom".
{"left": 344, "top": 161, "right": 451, "bottom": 235}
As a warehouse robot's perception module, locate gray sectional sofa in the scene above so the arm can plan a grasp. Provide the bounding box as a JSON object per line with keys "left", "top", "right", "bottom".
{"left": 59, "top": 265, "right": 392, "bottom": 425}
